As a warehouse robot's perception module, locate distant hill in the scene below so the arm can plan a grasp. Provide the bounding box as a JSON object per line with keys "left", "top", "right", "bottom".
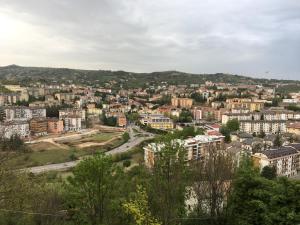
{"left": 0, "top": 65, "right": 299, "bottom": 89}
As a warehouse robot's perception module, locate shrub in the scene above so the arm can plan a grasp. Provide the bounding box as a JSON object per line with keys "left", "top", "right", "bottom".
{"left": 123, "top": 160, "right": 131, "bottom": 167}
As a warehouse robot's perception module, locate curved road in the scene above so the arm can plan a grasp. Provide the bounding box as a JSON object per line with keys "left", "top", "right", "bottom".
{"left": 25, "top": 125, "right": 154, "bottom": 174}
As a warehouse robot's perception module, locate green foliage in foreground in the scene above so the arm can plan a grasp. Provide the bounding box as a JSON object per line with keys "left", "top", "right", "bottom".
{"left": 123, "top": 185, "right": 162, "bottom": 225}
{"left": 0, "top": 150, "right": 299, "bottom": 225}
{"left": 226, "top": 159, "right": 300, "bottom": 225}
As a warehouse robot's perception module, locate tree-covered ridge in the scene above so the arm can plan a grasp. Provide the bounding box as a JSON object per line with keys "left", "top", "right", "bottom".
{"left": 0, "top": 65, "right": 299, "bottom": 88}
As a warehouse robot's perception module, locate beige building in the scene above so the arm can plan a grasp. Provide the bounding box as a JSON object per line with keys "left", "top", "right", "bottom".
{"left": 239, "top": 120, "right": 287, "bottom": 134}
{"left": 140, "top": 114, "right": 173, "bottom": 130}
{"left": 144, "top": 135, "right": 224, "bottom": 168}
{"left": 287, "top": 122, "right": 300, "bottom": 135}
{"left": 226, "top": 98, "right": 264, "bottom": 112}
{"left": 3, "top": 85, "right": 29, "bottom": 102}
{"left": 253, "top": 145, "right": 300, "bottom": 177}
{"left": 117, "top": 114, "right": 127, "bottom": 127}
{"left": 171, "top": 97, "right": 193, "bottom": 108}
{"left": 86, "top": 103, "right": 102, "bottom": 116}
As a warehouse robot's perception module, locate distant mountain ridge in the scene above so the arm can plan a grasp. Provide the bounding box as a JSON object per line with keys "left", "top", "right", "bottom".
{"left": 0, "top": 65, "right": 299, "bottom": 88}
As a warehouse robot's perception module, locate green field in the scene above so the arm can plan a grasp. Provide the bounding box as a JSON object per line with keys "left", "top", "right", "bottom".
{"left": 4, "top": 132, "right": 126, "bottom": 169}
{"left": 81, "top": 132, "right": 121, "bottom": 142}
{"left": 57, "top": 132, "right": 122, "bottom": 147}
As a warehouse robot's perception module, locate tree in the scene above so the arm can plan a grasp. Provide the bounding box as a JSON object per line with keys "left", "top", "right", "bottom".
{"left": 149, "top": 136, "right": 189, "bottom": 225}
{"left": 191, "top": 146, "right": 235, "bottom": 223}
{"left": 178, "top": 110, "right": 193, "bottom": 123}
{"left": 102, "top": 113, "right": 117, "bottom": 126}
{"left": 220, "top": 126, "right": 231, "bottom": 143}
{"left": 191, "top": 92, "right": 206, "bottom": 103}
{"left": 123, "top": 185, "right": 161, "bottom": 225}
{"left": 172, "top": 126, "right": 204, "bottom": 139}
{"left": 65, "top": 153, "right": 117, "bottom": 225}
{"left": 226, "top": 157, "right": 300, "bottom": 225}
{"left": 122, "top": 132, "right": 130, "bottom": 142}
{"left": 226, "top": 119, "right": 240, "bottom": 132}
{"left": 261, "top": 166, "right": 276, "bottom": 180}
{"left": 258, "top": 131, "right": 266, "bottom": 138}
{"left": 126, "top": 112, "right": 140, "bottom": 122}
{"left": 274, "top": 134, "right": 282, "bottom": 148}
{"left": 226, "top": 158, "right": 274, "bottom": 225}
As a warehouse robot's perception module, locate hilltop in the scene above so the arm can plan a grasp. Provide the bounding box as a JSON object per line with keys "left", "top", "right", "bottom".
{"left": 0, "top": 65, "right": 299, "bottom": 89}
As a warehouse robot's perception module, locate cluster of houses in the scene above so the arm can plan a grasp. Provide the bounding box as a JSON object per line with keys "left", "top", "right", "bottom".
{"left": 1, "top": 80, "right": 300, "bottom": 177}
{"left": 144, "top": 133, "right": 300, "bottom": 178}
{"left": 0, "top": 106, "right": 85, "bottom": 138}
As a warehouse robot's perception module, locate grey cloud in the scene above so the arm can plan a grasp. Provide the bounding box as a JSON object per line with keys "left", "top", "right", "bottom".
{"left": 0, "top": 0, "right": 299, "bottom": 79}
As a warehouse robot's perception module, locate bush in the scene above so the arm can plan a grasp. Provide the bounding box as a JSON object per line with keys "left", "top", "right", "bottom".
{"left": 122, "top": 132, "right": 130, "bottom": 142}
{"left": 46, "top": 171, "right": 58, "bottom": 181}
{"left": 69, "top": 153, "right": 78, "bottom": 161}
{"left": 123, "top": 160, "right": 131, "bottom": 167}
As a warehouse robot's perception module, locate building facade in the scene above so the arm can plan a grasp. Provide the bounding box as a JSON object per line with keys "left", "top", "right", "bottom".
{"left": 171, "top": 97, "right": 193, "bottom": 108}
{"left": 140, "top": 114, "right": 173, "bottom": 130}
{"left": 3, "top": 106, "right": 46, "bottom": 122}
{"left": 144, "top": 135, "right": 224, "bottom": 168}
{"left": 29, "top": 118, "right": 48, "bottom": 136}
{"left": 253, "top": 145, "right": 300, "bottom": 177}
{"left": 0, "top": 121, "right": 30, "bottom": 139}
{"left": 47, "top": 118, "right": 64, "bottom": 134}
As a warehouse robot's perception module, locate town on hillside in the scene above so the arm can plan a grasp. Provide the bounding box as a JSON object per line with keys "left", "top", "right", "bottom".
{"left": 0, "top": 76, "right": 300, "bottom": 178}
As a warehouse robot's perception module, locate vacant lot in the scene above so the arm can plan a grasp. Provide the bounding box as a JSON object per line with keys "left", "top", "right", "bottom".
{"left": 56, "top": 132, "right": 123, "bottom": 147}
{"left": 5, "top": 132, "right": 126, "bottom": 169}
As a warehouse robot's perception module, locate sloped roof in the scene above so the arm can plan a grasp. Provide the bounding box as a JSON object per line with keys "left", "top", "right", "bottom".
{"left": 263, "top": 146, "right": 299, "bottom": 159}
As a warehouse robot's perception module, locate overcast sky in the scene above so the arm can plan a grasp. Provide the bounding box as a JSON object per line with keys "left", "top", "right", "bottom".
{"left": 0, "top": 0, "right": 299, "bottom": 80}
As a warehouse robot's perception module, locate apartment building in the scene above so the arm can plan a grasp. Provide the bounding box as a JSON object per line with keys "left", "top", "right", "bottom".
{"left": 253, "top": 145, "right": 300, "bottom": 177}
{"left": 140, "top": 114, "right": 173, "bottom": 130}
{"left": 3, "top": 106, "right": 46, "bottom": 122}
{"left": 287, "top": 122, "right": 300, "bottom": 135}
{"left": 192, "top": 108, "right": 202, "bottom": 121}
{"left": 117, "top": 114, "right": 127, "bottom": 127}
{"left": 0, "top": 121, "right": 30, "bottom": 139}
{"left": 240, "top": 120, "right": 287, "bottom": 134}
{"left": 144, "top": 135, "right": 224, "bottom": 168}
{"left": 3, "top": 85, "right": 29, "bottom": 102}
{"left": 54, "top": 92, "right": 75, "bottom": 102}
{"left": 225, "top": 98, "right": 264, "bottom": 112}
{"left": 86, "top": 103, "right": 102, "bottom": 116}
{"left": 0, "top": 93, "right": 22, "bottom": 106}
{"left": 27, "top": 87, "right": 45, "bottom": 98}
{"left": 171, "top": 97, "right": 193, "bottom": 108}
{"left": 47, "top": 118, "right": 64, "bottom": 134}
{"left": 222, "top": 110, "right": 300, "bottom": 134}
{"left": 192, "top": 107, "right": 225, "bottom": 122}
{"left": 29, "top": 118, "right": 48, "bottom": 136}
{"left": 63, "top": 115, "right": 82, "bottom": 131}
{"left": 59, "top": 108, "right": 86, "bottom": 122}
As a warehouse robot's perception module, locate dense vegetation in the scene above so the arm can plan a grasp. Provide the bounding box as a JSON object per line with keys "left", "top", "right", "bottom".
{"left": 0, "top": 130, "right": 299, "bottom": 225}
{"left": 220, "top": 119, "right": 240, "bottom": 142}
{"left": 1, "top": 65, "right": 299, "bottom": 89}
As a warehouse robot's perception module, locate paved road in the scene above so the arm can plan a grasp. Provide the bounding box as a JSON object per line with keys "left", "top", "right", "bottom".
{"left": 25, "top": 125, "right": 154, "bottom": 174}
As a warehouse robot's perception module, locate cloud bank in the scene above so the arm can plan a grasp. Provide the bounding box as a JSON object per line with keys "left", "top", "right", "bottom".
{"left": 0, "top": 0, "right": 299, "bottom": 79}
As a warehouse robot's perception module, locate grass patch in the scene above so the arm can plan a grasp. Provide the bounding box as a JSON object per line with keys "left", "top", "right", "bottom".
{"left": 5, "top": 135, "right": 126, "bottom": 169}
{"left": 29, "top": 142, "right": 67, "bottom": 151}
{"left": 56, "top": 132, "right": 122, "bottom": 147}
{"left": 81, "top": 132, "right": 121, "bottom": 142}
